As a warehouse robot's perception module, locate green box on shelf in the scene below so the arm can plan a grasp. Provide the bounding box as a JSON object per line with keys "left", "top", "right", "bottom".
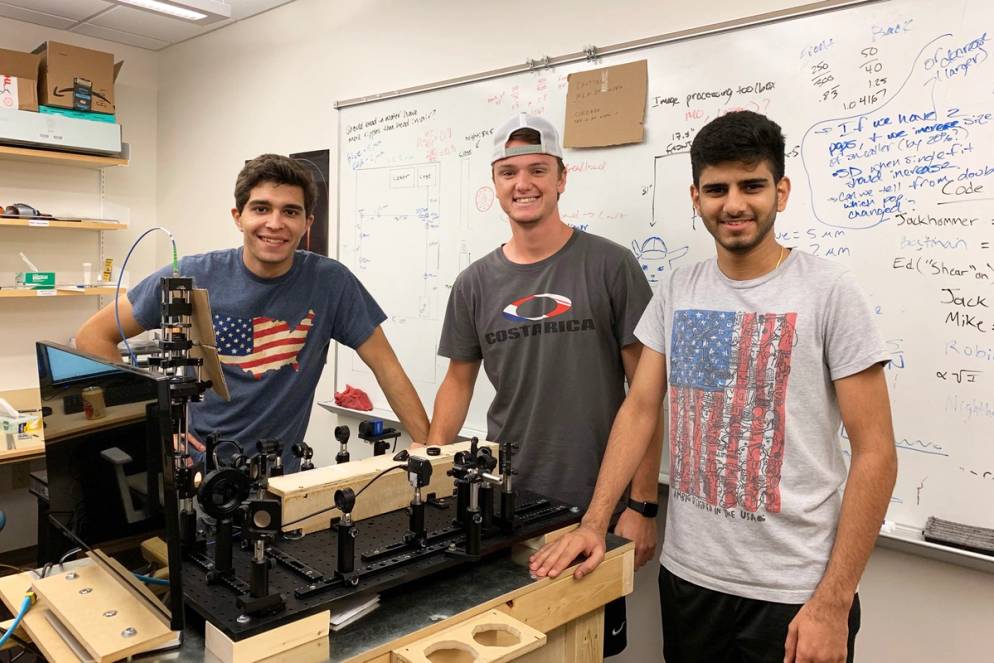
{"left": 15, "top": 271, "right": 55, "bottom": 289}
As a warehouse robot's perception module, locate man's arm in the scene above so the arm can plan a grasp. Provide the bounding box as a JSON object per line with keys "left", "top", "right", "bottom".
{"left": 785, "top": 364, "right": 897, "bottom": 663}
{"left": 75, "top": 297, "right": 146, "bottom": 362}
{"left": 427, "top": 359, "right": 481, "bottom": 446}
{"left": 612, "top": 342, "right": 664, "bottom": 569}
{"left": 355, "top": 327, "right": 430, "bottom": 446}
{"left": 530, "top": 347, "right": 668, "bottom": 579}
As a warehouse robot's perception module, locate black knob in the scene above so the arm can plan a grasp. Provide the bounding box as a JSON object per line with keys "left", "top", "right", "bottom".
{"left": 334, "top": 425, "right": 350, "bottom": 444}
{"left": 334, "top": 487, "right": 356, "bottom": 514}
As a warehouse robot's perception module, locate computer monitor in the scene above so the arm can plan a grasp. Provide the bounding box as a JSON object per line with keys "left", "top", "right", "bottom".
{"left": 36, "top": 341, "right": 184, "bottom": 632}
{"left": 39, "top": 345, "right": 119, "bottom": 386}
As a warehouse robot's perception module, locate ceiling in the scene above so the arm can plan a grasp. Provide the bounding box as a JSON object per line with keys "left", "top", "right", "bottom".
{"left": 0, "top": 0, "right": 296, "bottom": 51}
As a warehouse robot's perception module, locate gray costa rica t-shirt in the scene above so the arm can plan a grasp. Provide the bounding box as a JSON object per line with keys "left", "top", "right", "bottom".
{"left": 129, "top": 248, "right": 386, "bottom": 472}
{"left": 438, "top": 230, "right": 652, "bottom": 509}
{"left": 635, "top": 249, "right": 890, "bottom": 603}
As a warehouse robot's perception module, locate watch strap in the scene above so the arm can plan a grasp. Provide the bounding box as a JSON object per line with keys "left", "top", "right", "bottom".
{"left": 626, "top": 497, "right": 659, "bottom": 518}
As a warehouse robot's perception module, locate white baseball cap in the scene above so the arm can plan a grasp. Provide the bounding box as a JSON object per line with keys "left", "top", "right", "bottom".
{"left": 491, "top": 113, "right": 564, "bottom": 164}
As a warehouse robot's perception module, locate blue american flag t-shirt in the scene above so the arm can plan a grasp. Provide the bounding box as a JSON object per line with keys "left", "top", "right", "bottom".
{"left": 214, "top": 310, "right": 316, "bottom": 379}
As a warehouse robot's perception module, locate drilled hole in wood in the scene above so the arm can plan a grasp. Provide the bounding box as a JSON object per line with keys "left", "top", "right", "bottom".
{"left": 472, "top": 624, "right": 521, "bottom": 647}
{"left": 424, "top": 641, "right": 478, "bottom": 662}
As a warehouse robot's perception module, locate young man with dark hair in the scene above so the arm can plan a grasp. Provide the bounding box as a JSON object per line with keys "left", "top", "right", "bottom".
{"left": 76, "top": 153, "right": 429, "bottom": 471}
{"left": 530, "top": 111, "right": 897, "bottom": 663}
{"left": 426, "top": 113, "right": 664, "bottom": 657}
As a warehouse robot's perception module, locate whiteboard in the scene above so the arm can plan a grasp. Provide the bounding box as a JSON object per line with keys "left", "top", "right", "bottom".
{"left": 335, "top": 0, "right": 994, "bottom": 534}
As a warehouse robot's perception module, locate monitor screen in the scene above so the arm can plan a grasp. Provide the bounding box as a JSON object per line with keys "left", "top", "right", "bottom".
{"left": 45, "top": 345, "right": 119, "bottom": 384}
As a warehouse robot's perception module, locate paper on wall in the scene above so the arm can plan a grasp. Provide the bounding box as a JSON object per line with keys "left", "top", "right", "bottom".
{"left": 564, "top": 60, "right": 648, "bottom": 148}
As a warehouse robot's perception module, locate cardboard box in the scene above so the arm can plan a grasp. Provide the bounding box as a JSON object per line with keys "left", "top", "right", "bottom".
{"left": 33, "top": 41, "right": 123, "bottom": 115}
{"left": 0, "top": 47, "right": 40, "bottom": 111}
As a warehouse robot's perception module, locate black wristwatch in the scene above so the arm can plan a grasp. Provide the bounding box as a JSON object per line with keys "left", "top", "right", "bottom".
{"left": 626, "top": 498, "right": 659, "bottom": 518}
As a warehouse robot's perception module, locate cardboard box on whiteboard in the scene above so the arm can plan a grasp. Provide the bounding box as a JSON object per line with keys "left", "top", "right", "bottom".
{"left": 0, "top": 47, "right": 40, "bottom": 111}
{"left": 33, "top": 41, "right": 123, "bottom": 115}
{"left": 564, "top": 60, "right": 648, "bottom": 148}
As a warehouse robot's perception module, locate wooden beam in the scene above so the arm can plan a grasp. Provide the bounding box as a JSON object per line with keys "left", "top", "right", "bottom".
{"left": 205, "top": 610, "right": 329, "bottom": 663}
{"left": 268, "top": 441, "right": 496, "bottom": 534}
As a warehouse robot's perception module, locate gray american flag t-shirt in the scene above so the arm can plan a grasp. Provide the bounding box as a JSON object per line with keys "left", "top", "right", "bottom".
{"left": 636, "top": 249, "right": 890, "bottom": 603}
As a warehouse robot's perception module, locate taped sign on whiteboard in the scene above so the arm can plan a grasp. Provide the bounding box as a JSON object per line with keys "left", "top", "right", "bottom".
{"left": 0, "top": 75, "right": 18, "bottom": 109}
{"left": 564, "top": 60, "right": 648, "bottom": 148}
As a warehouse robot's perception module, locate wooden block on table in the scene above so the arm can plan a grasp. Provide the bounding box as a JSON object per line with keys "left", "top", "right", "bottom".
{"left": 269, "top": 440, "right": 496, "bottom": 534}
{"left": 204, "top": 610, "right": 329, "bottom": 663}
{"left": 392, "top": 609, "right": 546, "bottom": 663}
{"left": 140, "top": 537, "right": 169, "bottom": 567}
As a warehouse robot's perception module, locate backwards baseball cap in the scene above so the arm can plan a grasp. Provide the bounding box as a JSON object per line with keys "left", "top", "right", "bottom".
{"left": 491, "top": 112, "right": 564, "bottom": 164}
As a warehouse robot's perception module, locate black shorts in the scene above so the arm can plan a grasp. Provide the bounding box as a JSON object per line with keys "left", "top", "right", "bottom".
{"left": 658, "top": 565, "right": 861, "bottom": 663}
{"left": 604, "top": 595, "right": 627, "bottom": 657}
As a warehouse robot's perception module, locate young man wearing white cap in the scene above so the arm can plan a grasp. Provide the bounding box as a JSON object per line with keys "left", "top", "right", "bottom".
{"left": 426, "top": 113, "right": 663, "bottom": 657}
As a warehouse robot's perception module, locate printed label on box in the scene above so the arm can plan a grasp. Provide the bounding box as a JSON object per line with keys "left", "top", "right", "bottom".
{"left": 0, "top": 75, "right": 18, "bottom": 109}
{"left": 36, "top": 290, "right": 57, "bottom": 297}
{"left": 28, "top": 219, "right": 50, "bottom": 227}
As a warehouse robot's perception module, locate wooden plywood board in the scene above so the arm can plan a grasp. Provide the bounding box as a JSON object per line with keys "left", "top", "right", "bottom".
{"left": 0, "top": 566, "right": 95, "bottom": 663}
{"left": 269, "top": 440, "right": 496, "bottom": 534}
{"left": 31, "top": 559, "right": 174, "bottom": 663}
{"left": 205, "top": 610, "right": 329, "bottom": 663}
{"left": 392, "top": 609, "right": 546, "bottom": 663}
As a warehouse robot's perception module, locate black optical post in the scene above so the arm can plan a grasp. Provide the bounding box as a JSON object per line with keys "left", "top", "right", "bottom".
{"left": 335, "top": 425, "right": 351, "bottom": 464}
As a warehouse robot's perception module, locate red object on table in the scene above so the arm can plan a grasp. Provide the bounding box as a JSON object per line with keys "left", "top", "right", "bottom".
{"left": 334, "top": 384, "right": 373, "bottom": 411}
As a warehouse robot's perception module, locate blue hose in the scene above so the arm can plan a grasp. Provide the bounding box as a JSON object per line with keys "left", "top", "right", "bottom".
{"left": 0, "top": 594, "right": 32, "bottom": 648}
{"left": 133, "top": 573, "right": 170, "bottom": 587}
